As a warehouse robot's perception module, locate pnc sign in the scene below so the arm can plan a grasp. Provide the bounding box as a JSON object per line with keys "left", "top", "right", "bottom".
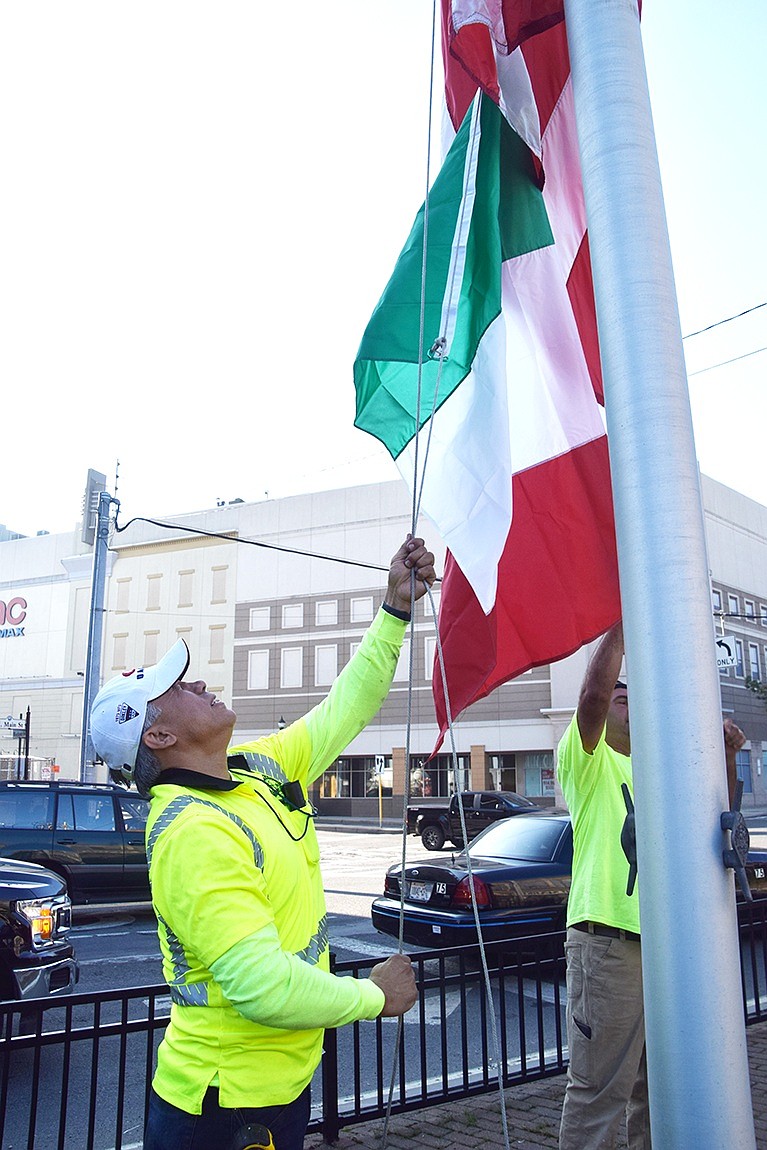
{"left": 0, "top": 597, "right": 27, "bottom": 638}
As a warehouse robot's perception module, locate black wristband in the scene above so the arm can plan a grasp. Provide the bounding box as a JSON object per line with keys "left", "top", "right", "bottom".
{"left": 382, "top": 602, "right": 411, "bottom": 623}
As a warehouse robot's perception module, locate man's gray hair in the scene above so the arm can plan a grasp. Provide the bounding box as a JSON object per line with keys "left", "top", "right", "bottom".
{"left": 134, "top": 701, "right": 163, "bottom": 796}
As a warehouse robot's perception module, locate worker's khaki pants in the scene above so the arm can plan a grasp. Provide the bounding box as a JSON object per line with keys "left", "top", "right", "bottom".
{"left": 559, "top": 928, "right": 650, "bottom": 1150}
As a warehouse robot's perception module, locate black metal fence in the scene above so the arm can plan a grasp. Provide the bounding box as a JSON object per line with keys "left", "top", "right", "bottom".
{"left": 2, "top": 908, "right": 767, "bottom": 1150}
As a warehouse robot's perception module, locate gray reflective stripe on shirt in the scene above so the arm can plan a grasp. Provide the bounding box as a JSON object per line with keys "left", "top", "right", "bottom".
{"left": 296, "top": 914, "right": 329, "bottom": 966}
{"left": 146, "top": 795, "right": 265, "bottom": 869}
{"left": 232, "top": 751, "right": 289, "bottom": 786}
{"left": 156, "top": 909, "right": 209, "bottom": 1006}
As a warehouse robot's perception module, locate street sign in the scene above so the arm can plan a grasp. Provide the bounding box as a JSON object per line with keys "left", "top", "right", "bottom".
{"left": 716, "top": 636, "right": 738, "bottom": 669}
{"left": 0, "top": 716, "right": 25, "bottom": 734}
{"left": 374, "top": 755, "right": 386, "bottom": 773}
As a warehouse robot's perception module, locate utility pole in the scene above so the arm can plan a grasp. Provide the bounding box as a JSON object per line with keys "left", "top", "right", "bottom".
{"left": 23, "top": 707, "right": 30, "bottom": 780}
{"left": 79, "top": 472, "right": 118, "bottom": 782}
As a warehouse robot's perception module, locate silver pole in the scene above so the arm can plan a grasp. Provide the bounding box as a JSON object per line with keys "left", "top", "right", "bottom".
{"left": 79, "top": 489, "right": 116, "bottom": 782}
{"left": 563, "top": 1, "right": 755, "bottom": 1146}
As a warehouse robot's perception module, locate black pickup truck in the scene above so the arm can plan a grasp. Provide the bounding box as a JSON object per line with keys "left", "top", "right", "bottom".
{"left": 406, "top": 791, "right": 540, "bottom": 851}
{"left": 0, "top": 856, "right": 78, "bottom": 1009}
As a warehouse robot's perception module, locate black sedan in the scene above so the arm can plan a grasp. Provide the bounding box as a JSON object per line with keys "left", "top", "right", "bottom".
{"left": 372, "top": 810, "right": 572, "bottom": 949}
{"left": 371, "top": 810, "right": 767, "bottom": 950}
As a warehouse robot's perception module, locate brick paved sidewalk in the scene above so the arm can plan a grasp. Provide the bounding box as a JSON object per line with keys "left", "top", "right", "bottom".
{"left": 307, "top": 1020, "right": 767, "bottom": 1150}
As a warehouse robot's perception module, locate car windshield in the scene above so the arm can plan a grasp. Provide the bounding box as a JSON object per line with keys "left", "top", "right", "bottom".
{"left": 467, "top": 816, "right": 564, "bottom": 862}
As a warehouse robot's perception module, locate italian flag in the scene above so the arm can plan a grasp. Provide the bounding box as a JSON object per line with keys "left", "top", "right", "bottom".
{"left": 354, "top": 2, "right": 620, "bottom": 745}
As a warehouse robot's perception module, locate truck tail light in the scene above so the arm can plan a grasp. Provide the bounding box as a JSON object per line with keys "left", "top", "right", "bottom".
{"left": 451, "top": 875, "right": 491, "bottom": 908}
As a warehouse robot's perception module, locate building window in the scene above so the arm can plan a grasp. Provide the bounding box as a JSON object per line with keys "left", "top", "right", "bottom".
{"left": 146, "top": 574, "right": 162, "bottom": 611}
{"left": 281, "top": 648, "right": 303, "bottom": 688}
{"left": 178, "top": 570, "right": 194, "bottom": 607}
{"left": 319, "top": 756, "right": 385, "bottom": 799}
{"left": 728, "top": 594, "right": 740, "bottom": 618}
{"left": 735, "top": 638, "right": 745, "bottom": 677}
{"left": 248, "top": 650, "right": 269, "bottom": 691}
{"left": 249, "top": 606, "right": 270, "bottom": 631}
{"left": 749, "top": 643, "right": 760, "bottom": 681}
{"left": 424, "top": 636, "right": 436, "bottom": 681}
{"left": 349, "top": 641, "right": 361, "bottom": 662}
{"left": 176, "top": 626, "right": 192, "bottom": 643}
{"left": 144, "top": 631, "right": 160, "bottom": 666}
{"left": 209, "top": 625, "right": 226, "bottom": 663}
{"left": 315, "top": 644, "right": 338, "bottom": 686}
{"left": 736, "top": 749, "right": 753, "bottom": 794}
{"left": 350, "top": 596, "right": 374, "bottom": 623}
{"left": 423, "top": 589, "right": 441, "bottom": 618}
{"left": 745, "top": 600, "right": 756, "bottom": 622}
{"left": 116, "top": 579, "right": 131, "bottom": 614}
{"left": 282, "top": 604, "right": 304, "bottom": 629}
{"left": 410, "top": 754, "right": 469, "bottom": 798}
{"left": 521, "top": 752, "right": 556, "bottom": 798}
{"left": 489, "top": 754, "right": 517, "bottom": 792}
{"left": 316, "top": 601, "right": 338, "bottom": 626}
{"left": 112, "top": 633, "right": 128, "bottom": 669}
{"left": 761, "top": 605, "right": 767, "bottom": 628}
{"left": 394, "top": 639, "right": 411, "bottom": 682}
{"left": 712, "top": 588, "right": 722, "bottom": 613}
{"left": 68, "top": 693, "right": 82, "bottom": 735}
{"left": 211, "top": 566, "right": 228, "bottom": 604}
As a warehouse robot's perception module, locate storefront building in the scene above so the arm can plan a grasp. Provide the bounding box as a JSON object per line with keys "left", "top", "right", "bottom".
{"left": 1, "top": 475, "right": 766, "bottom": 810}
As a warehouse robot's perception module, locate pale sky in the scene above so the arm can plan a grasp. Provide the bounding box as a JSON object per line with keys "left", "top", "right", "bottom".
{"left": 1, "top": 1, "right": 765, "bottom": 540}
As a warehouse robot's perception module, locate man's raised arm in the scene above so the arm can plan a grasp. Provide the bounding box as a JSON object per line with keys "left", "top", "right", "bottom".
{"left": 577, "top": 622, "right": 625, "bottom": 754}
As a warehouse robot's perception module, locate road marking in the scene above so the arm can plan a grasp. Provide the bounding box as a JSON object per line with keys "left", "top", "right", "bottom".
{"left": 406, "top": 989, "right": 464, "bottom": 1025}
{"left": 516, "top": 977, "right": 563, "bottom": 1004}
{"left": 143, "top": 995, "right": 172, "bottom": 1012}
{"left": 331, "top": 937, "right": 563, "bottom": 1003}
{"left": 77, "top": 954, "right": 162, "bottom": 967}
{"left": 330, "top": 937, "right": 395, "bottom": 959}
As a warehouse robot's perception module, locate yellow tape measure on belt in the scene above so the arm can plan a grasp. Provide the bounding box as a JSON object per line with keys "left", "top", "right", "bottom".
{"left": 230, "top": 1124, "right": 275, "bottom": 1150}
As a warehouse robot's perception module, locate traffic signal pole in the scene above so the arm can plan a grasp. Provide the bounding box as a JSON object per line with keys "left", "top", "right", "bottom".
{"left": 79, "top": 487, "right": 117, "bottom": 782}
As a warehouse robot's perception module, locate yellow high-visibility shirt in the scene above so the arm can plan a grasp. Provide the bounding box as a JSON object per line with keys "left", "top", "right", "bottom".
{"left": 146, "top": 607, "right": 406, "bottom": 1113}
{"left": 557, "top": 716, "right": 639, "bottom": 934}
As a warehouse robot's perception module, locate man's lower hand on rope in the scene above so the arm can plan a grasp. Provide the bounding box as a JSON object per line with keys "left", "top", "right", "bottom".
{"left": 369, "top": 953, "right": 418, "bottom": 1016}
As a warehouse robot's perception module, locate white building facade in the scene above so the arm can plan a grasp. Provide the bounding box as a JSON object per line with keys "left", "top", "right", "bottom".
{"left": 1, "top": 475, "right": 766, "bottom": 810}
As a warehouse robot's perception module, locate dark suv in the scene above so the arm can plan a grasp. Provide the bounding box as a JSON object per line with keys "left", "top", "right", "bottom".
{"left": 0, "top": 781, "right": 149, "bottom": 904}
{"left": 0, "top": 856, "right": 78, "bottom": 1005}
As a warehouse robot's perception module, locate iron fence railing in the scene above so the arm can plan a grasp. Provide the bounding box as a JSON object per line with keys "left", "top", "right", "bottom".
{"left": 1, "top": 907, "right": 766, "bottom": 1149}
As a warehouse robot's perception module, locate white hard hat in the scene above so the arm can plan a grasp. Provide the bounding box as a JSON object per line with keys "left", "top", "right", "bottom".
{"left": 89, "top": 639, "right": 190, "bottom": 783}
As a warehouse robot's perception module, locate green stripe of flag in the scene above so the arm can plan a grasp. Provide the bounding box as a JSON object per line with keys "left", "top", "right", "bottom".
{"left": 354, "top": 92, "right": 555, "bottom": 460}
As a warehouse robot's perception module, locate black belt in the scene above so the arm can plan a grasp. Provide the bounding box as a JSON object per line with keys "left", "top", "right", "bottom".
{"left": 571, "top": 920, "right": 640, "bottom": 942}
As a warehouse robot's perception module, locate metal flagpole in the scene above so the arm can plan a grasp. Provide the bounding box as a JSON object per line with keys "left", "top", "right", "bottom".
{"left": 563, "top": 0, "right": 756, "bottom": 1146}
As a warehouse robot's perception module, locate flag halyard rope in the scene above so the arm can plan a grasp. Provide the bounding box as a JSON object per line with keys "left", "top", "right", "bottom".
{"left": 381, "top": 12, "right": 512, "bottom": 1149}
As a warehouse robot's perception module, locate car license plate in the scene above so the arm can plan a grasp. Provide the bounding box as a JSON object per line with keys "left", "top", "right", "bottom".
{"left": 754, "top": 867, "right": 766, "bottom": 880}
{"left": 408, "top": 881, "right": 433, "bottom": 903}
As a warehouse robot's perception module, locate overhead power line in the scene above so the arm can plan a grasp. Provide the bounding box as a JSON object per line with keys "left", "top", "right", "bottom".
{"left": 688, "top": 345, "right": 767, "bottom": 378}
{"left": 113, "top": 514, "right": 443, "bottom": 581}
{"left": 682, "top": 301, "right": 767, "bottom": 340}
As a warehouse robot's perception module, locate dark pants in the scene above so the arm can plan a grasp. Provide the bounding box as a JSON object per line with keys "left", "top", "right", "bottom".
{"left": 144, "top": 1084, "right": 311, "bottom": 1150}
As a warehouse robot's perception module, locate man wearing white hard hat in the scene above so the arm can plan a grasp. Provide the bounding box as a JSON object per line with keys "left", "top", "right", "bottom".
{"left": 90, "top": 535, "right": 434, "bottom": 1150}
